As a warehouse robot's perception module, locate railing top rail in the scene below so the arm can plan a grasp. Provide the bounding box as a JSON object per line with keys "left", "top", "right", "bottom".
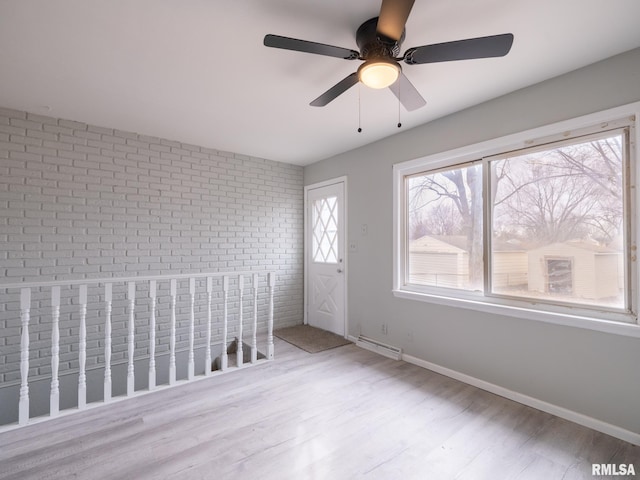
{"left": 0, "top": 270, "right": 275, "bottom": 290}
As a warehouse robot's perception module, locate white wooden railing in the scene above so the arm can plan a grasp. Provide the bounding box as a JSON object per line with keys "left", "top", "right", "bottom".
{"left": 0, "top": 270, "right": 276, "bottom": 429}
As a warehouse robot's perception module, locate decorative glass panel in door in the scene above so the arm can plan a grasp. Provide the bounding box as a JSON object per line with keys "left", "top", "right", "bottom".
{"left": 312, "top": 195, "right": 339, "bottom": 264}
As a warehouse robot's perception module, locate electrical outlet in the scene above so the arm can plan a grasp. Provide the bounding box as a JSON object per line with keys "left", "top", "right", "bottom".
{"left": 381, "top": 323, "right": 388, "bottom": 335}
{"left": 349, "top": 242, "right": 357, "bottom": 252}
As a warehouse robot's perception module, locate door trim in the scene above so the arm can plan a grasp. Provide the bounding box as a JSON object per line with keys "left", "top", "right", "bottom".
{"left": 304, "top": 176, "right": 348, "bottom": 337}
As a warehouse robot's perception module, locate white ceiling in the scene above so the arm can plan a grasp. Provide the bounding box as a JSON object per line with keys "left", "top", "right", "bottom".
{"left": 1, "top": 1, "right": 640, "bottom": 166}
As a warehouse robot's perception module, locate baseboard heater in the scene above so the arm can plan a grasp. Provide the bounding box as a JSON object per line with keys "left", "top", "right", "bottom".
{"left": 355, "top": 335, "right": 402, "bottom": 360}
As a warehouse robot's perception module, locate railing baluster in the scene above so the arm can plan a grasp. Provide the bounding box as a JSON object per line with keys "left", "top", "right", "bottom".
{"left": 237, "top": 275, "right": 244, "bottom": 368}
{"left": 267, "top": 273, "right": 275, "bottom": 360}
{"left": 18, "top": 288, "right": 31, "bottom": 426}
{"left": 50, "top": 286, "right": 60, "bottom": 417}
{"left": 78, "top": 285, "right": 88, "bottom": 410}
{"left": 169, "top": 279, "right": 177, "bottom": 385}
{"left": 127, "top": 281, "right": 135, "bottom": 396}
{"left": 148, "top": 280, "right": 157, "bottom": 390}
{"left": 206, "top": 277, "right": 213, "bottom": 376}
{"left": 188, "top": 278, "right": 195, "bottom": 380}
{"left": 104, "top": 283, "right": 112, "bottom": 402}
{"left": 251, "top": 274, "right": 258, "bottom": 363}
{"left": 221, "top": 276, "right": 229, "bottom": 371}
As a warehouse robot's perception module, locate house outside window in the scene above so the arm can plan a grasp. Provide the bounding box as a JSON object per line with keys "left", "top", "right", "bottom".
{"left": 393, "top": 104, "right": 639, "bottom": 330}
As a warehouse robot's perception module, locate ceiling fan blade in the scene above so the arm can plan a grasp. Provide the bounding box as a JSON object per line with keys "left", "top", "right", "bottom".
{"left": 264, "top": 34, "right": 359, "bottom": 60}
{"left": 310, "top": 73, "right": 359, "bottom": 107}
{"left": 388, "top": 72, "right": 426, "bottom": 111}
{"left": 404, "top": 33, "right": 514, "bottom": 64}
{"left": 377, "top": 0, "right": 415, "bottom": 42}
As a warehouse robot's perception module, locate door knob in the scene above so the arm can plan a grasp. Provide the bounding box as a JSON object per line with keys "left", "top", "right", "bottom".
{"left": 337, "top": 269, "right": 343, "bottom": 273}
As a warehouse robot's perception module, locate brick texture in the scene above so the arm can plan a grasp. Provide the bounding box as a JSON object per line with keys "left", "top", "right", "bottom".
{"left": 0, "top": 107, "right": 303, "bottom": 384}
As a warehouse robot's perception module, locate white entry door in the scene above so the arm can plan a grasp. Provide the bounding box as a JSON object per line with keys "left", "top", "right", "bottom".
{"left": 305, "top": 180, "right": 346, "bottom": 336}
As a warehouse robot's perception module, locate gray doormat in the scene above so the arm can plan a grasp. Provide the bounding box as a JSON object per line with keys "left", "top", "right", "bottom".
{"left": 274, "top": 325, "right": 351, "bottom": 353}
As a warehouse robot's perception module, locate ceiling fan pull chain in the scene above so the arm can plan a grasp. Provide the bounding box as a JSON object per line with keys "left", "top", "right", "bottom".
{"left": 397, "top": 79, "right": 402, "bottom": 128}
{"left": 357, "top": 84, "right": 363, "bottom": 133}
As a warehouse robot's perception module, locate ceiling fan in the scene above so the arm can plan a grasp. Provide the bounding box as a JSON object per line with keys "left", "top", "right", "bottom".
{"left": 264, "top": 0, "right": 514, "bottom": 111}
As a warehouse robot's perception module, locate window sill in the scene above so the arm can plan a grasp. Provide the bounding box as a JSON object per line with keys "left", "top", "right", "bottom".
{"left": 392, "top": 289, "right": 640, "bottom": 338}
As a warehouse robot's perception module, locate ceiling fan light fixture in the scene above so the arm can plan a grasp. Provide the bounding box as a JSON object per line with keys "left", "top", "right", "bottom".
{"left": 358, "top": 59, "right": 400, "bottom": 89}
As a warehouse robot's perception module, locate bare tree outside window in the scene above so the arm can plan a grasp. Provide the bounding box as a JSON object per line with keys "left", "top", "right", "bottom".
{"left": 492, "top": 134, "right": 623, "bottom": 246}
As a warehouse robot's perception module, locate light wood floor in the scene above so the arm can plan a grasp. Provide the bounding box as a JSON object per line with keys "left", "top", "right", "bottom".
{"left": 0, "top": 338, "right": 637, "bottom": 479}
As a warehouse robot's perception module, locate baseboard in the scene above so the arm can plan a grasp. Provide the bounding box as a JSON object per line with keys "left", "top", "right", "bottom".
{"left": 402, "top": 353, "right": 640, "bottom": 446}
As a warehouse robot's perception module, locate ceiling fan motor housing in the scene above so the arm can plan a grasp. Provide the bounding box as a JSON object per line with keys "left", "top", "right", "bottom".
{"left": 356, "top": 17, "right": 404, "bottom": 60}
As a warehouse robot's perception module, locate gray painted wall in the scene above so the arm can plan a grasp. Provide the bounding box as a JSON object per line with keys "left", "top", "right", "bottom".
{"left": 304, "top": 48, "right": 640, "bottom": 435}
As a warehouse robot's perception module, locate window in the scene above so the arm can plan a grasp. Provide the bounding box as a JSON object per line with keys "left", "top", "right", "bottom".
{"left": 407, "top": 163, "right": 483, "bottom": 291}
{"left": 545, "top": 258, "right": 573, "bottom": 295}
{"left": 488, "top": 130, "right": 627, "bottom": 311}
{"left": 311, "top": 195, "right": 339, "bottom": 263}
{"left": 394, "top": 105, "right": 639, "bottom": 330}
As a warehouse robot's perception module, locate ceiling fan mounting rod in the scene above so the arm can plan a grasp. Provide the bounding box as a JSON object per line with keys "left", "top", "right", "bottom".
{"left": 356, "top": 17, "right": 404, "bottom": 60}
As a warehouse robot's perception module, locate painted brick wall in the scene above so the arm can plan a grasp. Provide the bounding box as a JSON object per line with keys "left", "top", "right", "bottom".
{"left": 0, "top": 106, "right": 303, "bottom": 385}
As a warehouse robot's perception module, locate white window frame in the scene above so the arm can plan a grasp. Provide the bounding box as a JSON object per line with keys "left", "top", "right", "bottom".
{"left": 393, "top": 102, "right": 640, "bottom": 338}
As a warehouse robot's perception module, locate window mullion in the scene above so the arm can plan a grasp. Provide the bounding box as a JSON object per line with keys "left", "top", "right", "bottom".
{"left": 623, "top": 126, "right": 635, "bottom": 315}
{"left": 482, "top": 158, "right": 491, "bottom": 296}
